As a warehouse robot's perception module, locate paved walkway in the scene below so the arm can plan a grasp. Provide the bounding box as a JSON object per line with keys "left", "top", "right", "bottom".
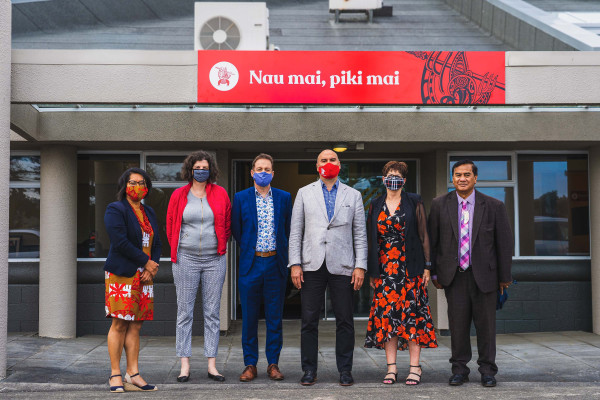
{"left": 2, "top": 320, "right": 600, "bottom": 398}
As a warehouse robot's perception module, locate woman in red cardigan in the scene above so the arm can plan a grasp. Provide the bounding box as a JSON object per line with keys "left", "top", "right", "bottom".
{"left": 166, "top": 151, "right": 231, "bottom": 383}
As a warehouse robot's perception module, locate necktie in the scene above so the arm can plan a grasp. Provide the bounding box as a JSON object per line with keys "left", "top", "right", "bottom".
{"left": 459, "top": 200, "right": 470, "bottom": 270}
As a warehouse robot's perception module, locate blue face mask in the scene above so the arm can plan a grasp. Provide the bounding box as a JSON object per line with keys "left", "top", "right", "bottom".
{"left": 193, "top": 169, "right": 210, "bottom": 183}
{"left": 253, "top": 171, "right": 273, "bottom": 187}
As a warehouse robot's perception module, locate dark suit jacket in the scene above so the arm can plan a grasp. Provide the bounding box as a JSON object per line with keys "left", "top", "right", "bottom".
{"left": 232, "top": 187, "right": 292, "bottom": 278}
{"left": 104, "top": 199, "right": 162, "bottom": 278}
{"left": 428, "top": 190, "right": 512, "bottom": 293}
{"left": 367, "top": 191, "right": 429, "bottom": 279}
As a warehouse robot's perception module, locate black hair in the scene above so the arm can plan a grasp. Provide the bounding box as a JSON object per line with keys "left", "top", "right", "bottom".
{"left": 181, "top": 150, "right": 219, "bottom": 183}
{"left": 451, "top": 159, "right": 478, "bottom": 176}
{"left": 116, "top": 167, "right": 153, "bottom": 201}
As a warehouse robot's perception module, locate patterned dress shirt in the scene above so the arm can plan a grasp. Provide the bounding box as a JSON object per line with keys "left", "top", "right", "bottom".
{"left": 321, "top": 179, "right": 339, "bottom": 222}
{"left": 255, "top": 188, "right": 276, "bottom": 252}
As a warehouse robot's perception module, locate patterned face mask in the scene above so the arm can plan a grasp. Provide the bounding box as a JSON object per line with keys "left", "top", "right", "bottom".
{"left": 126, "top": 185, "right": 148, "bottom": 201}
{"left": 383, "top": 175, "right": 405, "bottom": 191}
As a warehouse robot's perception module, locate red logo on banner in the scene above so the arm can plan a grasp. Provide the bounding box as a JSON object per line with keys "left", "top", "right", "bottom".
{"left": 197, "top": 51, "right": 505, "bottom": 105}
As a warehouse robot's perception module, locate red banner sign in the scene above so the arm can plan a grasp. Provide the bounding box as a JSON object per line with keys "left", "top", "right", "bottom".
{"left": 197, "top": 51, "right": 505, "bottom": 105}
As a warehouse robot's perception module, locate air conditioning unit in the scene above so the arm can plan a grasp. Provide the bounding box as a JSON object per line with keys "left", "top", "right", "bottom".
{"left": 329, "top": 0, "right": 383, "bottom": 10}
{"left": 194, "top": 2, "right": 269, "bottom": 50}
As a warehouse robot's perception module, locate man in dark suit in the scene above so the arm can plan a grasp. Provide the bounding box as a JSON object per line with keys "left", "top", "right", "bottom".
{"left": 428, "top": 159, "right": 513, "bottom": 388}
{"left": 232, "top": 153, "right": 292, "bottom": 382}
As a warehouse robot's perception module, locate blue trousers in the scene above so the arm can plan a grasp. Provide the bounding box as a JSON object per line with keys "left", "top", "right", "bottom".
{"left": 238, "top": 255, "right": 286, "bottom": 366}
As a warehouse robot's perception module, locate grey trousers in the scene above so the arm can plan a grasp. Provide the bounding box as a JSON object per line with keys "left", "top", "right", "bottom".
{"left": 172, "top": 252, "right": 226, "bottom": 358}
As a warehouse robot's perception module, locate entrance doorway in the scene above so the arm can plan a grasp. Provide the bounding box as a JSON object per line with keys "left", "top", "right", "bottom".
{"left": 232, "top": 158, "right": 419, "bottom": 320}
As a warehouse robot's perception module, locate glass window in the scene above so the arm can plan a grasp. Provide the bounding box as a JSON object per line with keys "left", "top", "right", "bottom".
{"left": 9, "top": 188, "right": 40, "bottom": 258}
{"left": 518, "top": 154, "right": 589, "bottom": 256}
{"left": 446, "top": 186, "right": 515, "bottom": 254}
{"left": 77, "top": 154, "right": 140, "bottom": 258}
{"left": 10, "top": 156, "right": 40, "bottom": 182}
{"left": 449, "top": 155, "right": 511, "bottom": 182}
{"left": 146, "top": 155, "right": 187, "bottom": 182}
{"left": 144, "top": 155, "right": 189, "bottom": 258}
{"left": 144, "top": 186, "right": 177, "bottom": 259}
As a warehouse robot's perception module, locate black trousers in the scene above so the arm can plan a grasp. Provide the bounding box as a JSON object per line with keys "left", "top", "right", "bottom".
{"left": 444, "top": 268, "right": 498, "bottom": 376}
{"left": 300, "top": 263, "right": 354, "bottom": 373}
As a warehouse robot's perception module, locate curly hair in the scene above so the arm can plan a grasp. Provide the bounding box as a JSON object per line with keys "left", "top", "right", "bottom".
{"left": 180, "top": 151, "right": 219, "bottom": 183}
{"left": 382, "top": 161, "right": 408, "bottom": 178}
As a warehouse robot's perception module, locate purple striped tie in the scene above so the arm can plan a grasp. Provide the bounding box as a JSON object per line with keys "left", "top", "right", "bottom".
{"left": 459, "top": 200, "right": 470, "bottom": 270}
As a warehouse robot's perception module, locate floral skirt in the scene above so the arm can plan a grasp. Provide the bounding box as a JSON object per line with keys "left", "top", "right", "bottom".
{"left": 365, "top": 274, "right": 437, "bottom": 350}
{"left": 105, "top": 268, "right": 154, "bottom": 321}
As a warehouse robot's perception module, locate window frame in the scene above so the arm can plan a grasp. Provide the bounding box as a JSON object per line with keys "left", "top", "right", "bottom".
{"left": 75, "top": 150, "right": 189, "bottom": 262}
{"left": 8, "top": 151, "right": 41, "bottom": 262}
{"left": 447, "top": 150, "right": 590, "bottom": 260}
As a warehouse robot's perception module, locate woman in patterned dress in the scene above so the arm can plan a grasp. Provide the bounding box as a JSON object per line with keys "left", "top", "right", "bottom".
{"left": 104, "top": 168, "right": 161, "bottom": 392}
{"left": 365, "top": 161, "right": 437, "bottom": 385}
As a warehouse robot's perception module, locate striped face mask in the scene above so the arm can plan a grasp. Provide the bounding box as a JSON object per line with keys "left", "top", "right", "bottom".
{"left": 383, "top": 175, "right": 404, "bottom": 191}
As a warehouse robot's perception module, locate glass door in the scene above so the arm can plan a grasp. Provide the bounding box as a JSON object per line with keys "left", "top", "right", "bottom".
{"left": 233, "top": 159, "right": 418, "bottom": 320}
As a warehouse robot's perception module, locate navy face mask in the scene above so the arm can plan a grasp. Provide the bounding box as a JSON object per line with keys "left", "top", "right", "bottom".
{"left": 193, "top": 169, "right": 210, "bottom": 183}
{"left": 253, "top": 171, "right": 273, "bottom": 187}
{"left": 383, "top": 175, "right": 405, "bottom": 191}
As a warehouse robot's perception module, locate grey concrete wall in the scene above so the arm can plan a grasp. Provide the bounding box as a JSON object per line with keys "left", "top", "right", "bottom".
{"left": 39, "top": 145, "right": 78, "bottom": 338}
{"left": 590, "top": 146, "right": 600, "bottom": 335}
{"left": 8, "top": 259, "right": 592, "bottom": 335}
{"left": 9, "top": 50, "right": 600, "bottom": 108}
{"left": 10, "top": 108, "right": 600, "bottom": 147}
{"left": 11, "top": 50, "right": 196, "bottom": 103}
{"left": 0, "top": 0, "right": 11, "bottom": 379}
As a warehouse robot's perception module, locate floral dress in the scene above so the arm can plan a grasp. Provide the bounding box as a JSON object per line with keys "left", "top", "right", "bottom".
{"left": 105, "top": 206, "right": 154, "bottom": 321}
{"left": 365, "top": 202, "right": 437, "bottom": 350}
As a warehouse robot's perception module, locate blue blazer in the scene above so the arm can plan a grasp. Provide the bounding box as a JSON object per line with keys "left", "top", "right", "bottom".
{"left": 232, "top": 187, "right": 292, "bottom": 278}
{"left": 104, "top": 199, "right": 162, "bottom": 278}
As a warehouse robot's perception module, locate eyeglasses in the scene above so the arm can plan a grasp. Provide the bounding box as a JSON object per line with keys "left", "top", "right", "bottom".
{"left": 127, "top": 180, "right": 146, "bottom": 187}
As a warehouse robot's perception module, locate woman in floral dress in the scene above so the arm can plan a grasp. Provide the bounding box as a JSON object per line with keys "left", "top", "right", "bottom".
{"left": 365, "top": 161, "right": 437, "bottom": 385}
{"left": 104, "top": 168, "right": 161, "bottom": 392}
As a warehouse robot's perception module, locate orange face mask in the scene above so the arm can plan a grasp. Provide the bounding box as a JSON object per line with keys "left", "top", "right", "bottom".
{"left": 126, "top": 185, "right": 148, "bottom": 201}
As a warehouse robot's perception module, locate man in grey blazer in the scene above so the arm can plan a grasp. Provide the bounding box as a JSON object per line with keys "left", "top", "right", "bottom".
{"left": 288, "top": 149, "right": 368, "bottom": 387}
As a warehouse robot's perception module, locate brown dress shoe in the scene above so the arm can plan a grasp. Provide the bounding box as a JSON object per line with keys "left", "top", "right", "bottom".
{"left": 240, "top": 365, "right": 257, "bottom": 382}
{"left": 267, "top": 364, "right": 284, "bottom": 381}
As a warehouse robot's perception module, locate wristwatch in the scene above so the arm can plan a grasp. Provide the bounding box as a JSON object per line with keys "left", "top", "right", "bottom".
{"left": 424, "top": 261, "right": 432, "bottom": 270}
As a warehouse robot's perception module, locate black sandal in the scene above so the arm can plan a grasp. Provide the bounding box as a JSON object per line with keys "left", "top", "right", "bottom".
{"left": 405, "top": 365, "right": 422, "bottom": 385}
{"left": 383, "top": 363, "right": 398, "bottom": 385}
{"left": 109, "top": 374, "right": 124, "bottom": 393}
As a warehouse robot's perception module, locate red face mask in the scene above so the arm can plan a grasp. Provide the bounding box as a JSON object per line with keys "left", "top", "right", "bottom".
{"left": 318, "top": 163, "right": 340, "bottom": 179}
{"left": 126, "top": 186, "right": 148, "bottom": 201}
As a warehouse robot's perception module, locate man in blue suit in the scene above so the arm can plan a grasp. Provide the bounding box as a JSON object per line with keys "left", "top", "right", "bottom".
{"left": 232, "top": 153, "right": 292, "bottom": 382}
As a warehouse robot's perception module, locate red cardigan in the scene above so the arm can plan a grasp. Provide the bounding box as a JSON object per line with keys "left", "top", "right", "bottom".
{"left": 166, "top": 182, "right": 232, "bottom": 263}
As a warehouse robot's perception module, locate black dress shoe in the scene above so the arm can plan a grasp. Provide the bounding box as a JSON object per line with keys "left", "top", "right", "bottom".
{"left": 481, "top": 375, "right": 496, "bottom": 387}
{"left": 449, "top": 373, "right": 469, "bottom": 386}
{"left": 300, "top": 370, "right": 317, "bottom": 386}
{"left": 177, "top": 373, "right": 189, "bottom": 382}
{"left": 208, "top": 372, "right": 226, "bottom": 382}
{"left": 339, "top": 371, "right": 354, "bottom": 386}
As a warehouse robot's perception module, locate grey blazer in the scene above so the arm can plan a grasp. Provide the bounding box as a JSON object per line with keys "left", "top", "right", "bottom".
{"left": 288, "top": 179, "right": 368, "bottom": 276}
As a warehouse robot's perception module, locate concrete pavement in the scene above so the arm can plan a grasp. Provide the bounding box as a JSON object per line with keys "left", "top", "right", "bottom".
{"left": 2, "top": 320, "right": 600, "bottom": 398}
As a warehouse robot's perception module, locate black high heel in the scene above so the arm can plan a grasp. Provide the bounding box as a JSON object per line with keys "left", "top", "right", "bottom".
{"left": 383, "top": 363, "right": 398, "bottom": 385}
{"left": 177, "top": 372, "right": 190, "bottom": 382}
{"left": 208, "top": 372, "right": 226, "bottom": 382}
{"left": 406, "top": 365, "right": 422, "bottom": 385}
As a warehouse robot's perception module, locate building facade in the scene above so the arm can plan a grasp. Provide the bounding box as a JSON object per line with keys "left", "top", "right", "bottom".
{"left": 6, "top": 50, "right": 600, "bottom": 339}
